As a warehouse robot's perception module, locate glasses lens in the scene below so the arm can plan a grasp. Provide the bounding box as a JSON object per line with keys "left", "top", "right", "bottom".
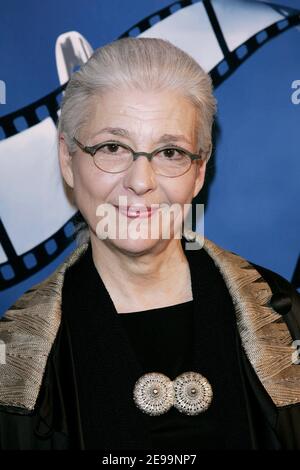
{"left": 94, "top": 143, "right": 132, "bottom": 172}
{"left": 152, "top": 148, "right": 191, "bottom": 177}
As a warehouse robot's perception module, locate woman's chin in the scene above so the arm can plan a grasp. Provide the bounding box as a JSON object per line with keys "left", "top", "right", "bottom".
{"left": 105, "top": 235, "right": 168, "bottom": 256}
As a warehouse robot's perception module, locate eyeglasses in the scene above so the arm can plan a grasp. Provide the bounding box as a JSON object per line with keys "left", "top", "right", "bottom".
{"left": 73, "top": 137, "right": 206, "bottom": 178}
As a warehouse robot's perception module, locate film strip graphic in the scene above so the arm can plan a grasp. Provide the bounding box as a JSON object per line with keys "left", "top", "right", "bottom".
{"left": 1, "top": 0, "right": 300, "bottom": 290}
{"left": 120, "top": 0, "right": 300, "bottom": 87}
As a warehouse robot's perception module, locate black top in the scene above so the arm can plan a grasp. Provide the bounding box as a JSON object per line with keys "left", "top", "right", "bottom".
{"left": 119, "top": 300, "right": 194, "bottom": 379}
{"left": 62, "top": 239, "right": 253, "bottom": 450}
{"left": 118, "top": 300, "right": 204, "bottom": 449}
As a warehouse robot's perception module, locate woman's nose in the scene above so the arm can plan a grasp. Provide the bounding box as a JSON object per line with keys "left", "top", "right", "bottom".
{"left": 122, "top": 155, "right": 157, "bottom": 195}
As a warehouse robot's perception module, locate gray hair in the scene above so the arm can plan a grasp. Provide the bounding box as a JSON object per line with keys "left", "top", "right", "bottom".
{"left": 58, "top": 37, "right": 217, "bottom": 160}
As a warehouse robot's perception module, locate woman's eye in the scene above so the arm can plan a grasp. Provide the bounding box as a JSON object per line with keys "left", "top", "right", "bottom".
{"left": 161, "top": 148, "right": 183, "bottom": 159}
{"left": 102, "top": 144, "right": 120, "bottom": 153}
{"left": 163, "top": 149, "right": 175, "bottom": 158}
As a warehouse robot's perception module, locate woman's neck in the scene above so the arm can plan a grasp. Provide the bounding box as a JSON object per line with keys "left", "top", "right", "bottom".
{"left": 89, "top": 233, "right": 193, "bottom": 313}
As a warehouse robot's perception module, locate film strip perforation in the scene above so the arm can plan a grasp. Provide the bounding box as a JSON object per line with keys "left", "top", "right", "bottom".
{"left": 0, "top": 84, "right": 66, "bottom": 139}
{"left": 119, "top": 0, "right": 195, "bottom": 38}
{"left": 0, "top": 217, "right": 76, "bottom": 289}
{"left": 211, "top": 13, "right": 300, "bottom": 86}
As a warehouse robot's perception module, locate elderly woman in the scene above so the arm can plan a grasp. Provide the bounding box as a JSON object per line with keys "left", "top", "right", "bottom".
{"left": 0, "top": 37, "right": 300, "bottom": 451}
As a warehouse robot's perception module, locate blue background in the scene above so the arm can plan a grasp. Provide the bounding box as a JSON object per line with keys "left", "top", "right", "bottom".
{"left": 0, "top": 0, "right": 299, "bottom": 314}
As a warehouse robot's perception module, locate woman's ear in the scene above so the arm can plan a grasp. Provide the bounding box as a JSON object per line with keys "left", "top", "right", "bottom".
{"left": 193, "top": 159, "right": 207, "bottom": 198}
{"left": 58, "top": 134, "right": 74, "bottom": 189}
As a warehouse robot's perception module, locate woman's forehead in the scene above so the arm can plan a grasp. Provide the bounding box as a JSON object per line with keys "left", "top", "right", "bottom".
{"left": 85, "top": 89, "right": 198, "bottom": 144}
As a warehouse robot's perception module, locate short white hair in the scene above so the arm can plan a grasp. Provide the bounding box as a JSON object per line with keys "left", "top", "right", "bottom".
{"left": 58, "top": 37, "right": 217, "bottom": 161}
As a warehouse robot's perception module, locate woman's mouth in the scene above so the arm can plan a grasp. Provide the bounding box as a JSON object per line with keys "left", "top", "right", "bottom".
{"left": 114, "top": 205, "right": 159, "bottom": 218}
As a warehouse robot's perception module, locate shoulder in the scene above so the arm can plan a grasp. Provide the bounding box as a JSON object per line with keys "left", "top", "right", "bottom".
{"left": 250, "top": 260, "right": 298, "bottom": 298}
{"left": 0, "top": 242, "right": 88, "bottom": 413}
{"left": 186, "top": 230, "right": 300, "bottom": 329}
{"left": 190, "top": 232, "right": 300, "bottom": 408}
{"left": 196, "top": 232, "right": 299, "bottom": 319}
{"left": 249, "top": 260, "right": 300, "bottom": 341}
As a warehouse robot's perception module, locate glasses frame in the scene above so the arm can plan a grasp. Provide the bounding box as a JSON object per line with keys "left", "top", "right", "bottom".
{"left": 73, "top": 137, "right": 205, "bottom": 178}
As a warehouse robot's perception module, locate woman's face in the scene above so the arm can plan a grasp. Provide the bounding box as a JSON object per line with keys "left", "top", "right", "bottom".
{"left": 59, "top": 88, "right": 207, "bottom": 255}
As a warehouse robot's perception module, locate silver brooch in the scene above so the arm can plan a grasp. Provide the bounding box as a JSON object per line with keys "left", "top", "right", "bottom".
{"left": 133, "top": 372, "right": 174, "bottom": 416}
{"left": 133, "top": 371, "right": 213, "bottom": 416}
{"left": 173, "top": 371, "right": 213, "bottom": 416}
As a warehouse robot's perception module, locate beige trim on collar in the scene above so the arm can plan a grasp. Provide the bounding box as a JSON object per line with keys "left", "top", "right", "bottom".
{"left": 202, "top": 235, "right": 300, "bottom": 408}
{"left": 0, "top": 243, "right": 88, "bottom": 411}
{"left": 0, "top": 232, "right": 299, "bottom": 412}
